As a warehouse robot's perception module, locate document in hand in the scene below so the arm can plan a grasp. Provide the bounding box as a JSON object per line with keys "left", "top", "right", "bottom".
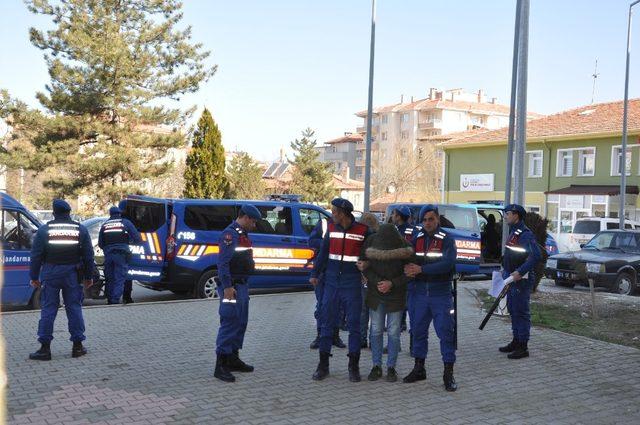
{"left": 490, "top": 271, "right": 515, "bottom": 298}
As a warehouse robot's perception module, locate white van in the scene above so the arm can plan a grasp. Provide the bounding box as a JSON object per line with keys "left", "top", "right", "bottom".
{"left": 568, "top": 217, "right": 640, "bottom": 251}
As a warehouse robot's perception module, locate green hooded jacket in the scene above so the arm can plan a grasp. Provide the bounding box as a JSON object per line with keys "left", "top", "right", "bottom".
{"left": 361, "top": 223, "right": 414, "bottom": 312}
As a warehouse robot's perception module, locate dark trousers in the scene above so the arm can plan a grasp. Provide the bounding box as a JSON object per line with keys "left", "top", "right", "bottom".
{"left": 216, "top": 283, "right": 249, "bottom": 355}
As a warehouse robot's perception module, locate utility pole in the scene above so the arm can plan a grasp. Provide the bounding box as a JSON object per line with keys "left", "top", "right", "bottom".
{"left": 513, "top": 0, "right": 530, "bottom": 206}
{"left": 363, "top": 0, "right": 377, "bottom": 212}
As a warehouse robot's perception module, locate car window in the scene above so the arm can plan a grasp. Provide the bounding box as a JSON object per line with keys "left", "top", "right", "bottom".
{"left": 184, "top": 205, "right": 237, "bottom": 231}
{"left": 1, "top": 209, "right": 38, "bottom": 250}
{"left": 574, "top": 221, "right": 601, "bottom": 234}
{"left": 299, "top": 208, "right": 326, "bottom": 235}
{"left": 253, "top": 205, "right": 293, "bottom": 235}
{"left": 585, "top": 232, "right": 615, "bottom": 249}
{"left": 614, "top": 233, "right": 640, "bottom": 251}
{"left": 87, "top": 222, "right": 102, "bottom": 244}
{"left": 606, "top": 222, "right": 619, "bottom": 230}
{"left": 439, "top": 206, "right": 480, "bottom": 232}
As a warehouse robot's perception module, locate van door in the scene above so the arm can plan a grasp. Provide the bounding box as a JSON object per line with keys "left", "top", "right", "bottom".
{"left": 122, "top": 197, "right": 169, "bottom": 283}
{"left": 1, "top": 209, "right": 39, "bottom": 306}
{"left": 247, "top": 203, "right": 311, "bottom": 289}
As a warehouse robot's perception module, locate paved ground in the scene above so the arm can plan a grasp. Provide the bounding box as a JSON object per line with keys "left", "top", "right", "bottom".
{"left": 3, "top": 281, "right": 640, "bottom": 424}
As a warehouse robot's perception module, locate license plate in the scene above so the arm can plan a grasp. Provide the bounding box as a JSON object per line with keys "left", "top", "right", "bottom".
{"left": 557, "top": 271, "right": 573, "bottom": 279}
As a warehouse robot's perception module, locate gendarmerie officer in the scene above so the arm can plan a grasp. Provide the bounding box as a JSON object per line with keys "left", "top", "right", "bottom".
{"left": 214, "top": 204, "right": 261, "bottom": 382}
{"left": 391, "top": 205, "right": 415, "bottom": 242}
{"left": 29, "top": 199, "right": 94, "bottom": 360}
{"left": 499, "top": 204, "right": 541, "bottom": 359}
{"left": 309, "top": 198, "right": 371, "bottom": 382}
{"left": 403, "top": 204, "right": 458, "bottom": 392}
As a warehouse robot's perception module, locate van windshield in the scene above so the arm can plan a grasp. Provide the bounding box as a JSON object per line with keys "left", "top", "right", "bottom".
{"left": 573, "top": 220, "right": 600, "bottom": 234}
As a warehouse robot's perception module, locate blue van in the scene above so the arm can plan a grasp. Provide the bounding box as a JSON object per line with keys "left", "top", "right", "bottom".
{"left": 385, "top": 203, "right": 500, "bottom": 275}
{"left": 1, "top": 193, "right": 42, "bottom": 308}
{"left": 120, "top": 195, "right": 331, "bottom": 298}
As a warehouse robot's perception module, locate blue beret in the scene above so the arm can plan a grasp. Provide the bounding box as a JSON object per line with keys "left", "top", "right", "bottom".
{"left": 109, "top": 206, "right": 121, "bottom": 216}
{"left": 331, "top": 198, "right": 354, "bottom": 213}
{"left": 418, "top": 204, "right": 439, "bottom": 221}
{"left": 240, "top": 204, "right": 262, "bottom": 220}
{"left": 504, "top": 203, "right": 527, "bottom": 218}
{"left": 52, "top": 199, "right": 71, "bottom": 214}
{"left": 394, "top": 205, "right": 412, "bottom": 219}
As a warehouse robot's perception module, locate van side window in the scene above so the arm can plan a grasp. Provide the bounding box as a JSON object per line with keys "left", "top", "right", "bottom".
{"left": 254, "top": 206, "right": 293, "bottom": 235}
{"left": 184, "top": 205, "right": 237, "bottom": 231}
{"left": 127, "top": 202, "right": 166, "bottom": 232}
{"left": 1, "top": 210, "right": 38, "bottom": 250}
{"left": 299, "top": 208, "right": 325, "bottom": 235}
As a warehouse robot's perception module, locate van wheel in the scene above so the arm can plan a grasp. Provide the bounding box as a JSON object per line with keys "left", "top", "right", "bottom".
{"left": 613, "top": 272, "right": 636, "bottom": 296}
{"left": 195, "top": 270, "right": 220, "bottom": 299}
{"left": 30, "top": 287, "right": 42, "bottom": 310}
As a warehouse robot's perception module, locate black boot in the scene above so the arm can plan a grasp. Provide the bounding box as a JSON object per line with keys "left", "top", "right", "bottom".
{"left": 367, "top": 365, "right": 383, "bottom": 381}
{"left": 227, "top": 349, "right": 254, "bottom": 372}
{"left": 29, "top": 342, "right": 51, "bottom": 361}
{"left": 312, "top": 352, "right": 330, "bottom": 381}
{"left": 348, "top": 352, "right": 361, "bottom": 382}
{"left": 360, "top": 338, "right": 368, "bottom": 349}
{"left": 72, "top": 341, "right": 87, "bottom": 358}
{"left": 403, "top": 357, "right": 426, "bottom": 383}
{"left": 310, "top": 329, "right": 320, "bottom": 349}
{"left": 499, "top": 338, "right": 517, "bottom": 353}
{"left": 332, "top": 328, "right": 346, "bottom": 348}
{"left": 508, "top": 341, "right": 529, "bottom": 359}
{"left": 214, "top": 354, "right": 236, "bottom": 382}
{"left": 443, "top": 363, "right": 457, "bottom": 392}
{"left": 123, "top": 296, "right": 134, "bottom": 304}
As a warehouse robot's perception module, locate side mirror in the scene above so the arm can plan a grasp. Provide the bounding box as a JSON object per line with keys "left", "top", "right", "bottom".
{"left": 579, "top": 243, "right": 585, "bottom": 248}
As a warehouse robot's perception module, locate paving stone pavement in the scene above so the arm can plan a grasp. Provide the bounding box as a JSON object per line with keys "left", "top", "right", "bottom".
{"left": 2, "top": 282, "right": 640, "bottom": 424}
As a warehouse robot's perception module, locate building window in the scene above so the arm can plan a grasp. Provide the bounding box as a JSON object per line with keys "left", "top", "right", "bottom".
{"left": 577, "top": 148, "right": 595, "bottom": 176}
{"left": 556, "top": 149, "right": 573, "bottom": 177}
{"left": 401, "top": 113, "right": 410, "bottom": 123}
{"left": 611, "top": 146, "right": 632, "bottom": 176}
{"left": 381, "top": 115, "right": 388, "bottom": 125}
{"left": 400, "top": 131, "right": 408, "bottom": 140}
{"left": 381, "top": 132, "right": 387, "bottom": 141}
{"left": 527, "top": 151, "right": 543, "bottom": 178}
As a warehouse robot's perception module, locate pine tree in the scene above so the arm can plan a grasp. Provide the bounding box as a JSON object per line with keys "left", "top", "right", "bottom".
{"left": 0, "top": 0, "right": 215, "bottom": 207}
{"left": 183, "top": 109, "right": 227, "bottom": 198}
{"left": 289, "top": 128, "right": 335, "bottom": 203}
{"left": 226, "top": 152, "right": 266, "bottom": 200}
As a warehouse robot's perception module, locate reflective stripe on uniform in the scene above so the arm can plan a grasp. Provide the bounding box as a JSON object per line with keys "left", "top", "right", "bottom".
{"left": 328, "top": 253, "right": 358, "bottom": 262}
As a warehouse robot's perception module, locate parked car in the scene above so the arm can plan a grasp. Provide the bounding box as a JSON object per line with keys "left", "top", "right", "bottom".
{"left": 545, "top": 230, "right": 640, "bottom": 295}
{"left": 81, "top": 216, "right": 108, "bottom": 266}
{"left": 119, "top": 195, "right": 331, "bottom": 298}
{"left": 564, "top": 217, "right": 640, "bottom": 252}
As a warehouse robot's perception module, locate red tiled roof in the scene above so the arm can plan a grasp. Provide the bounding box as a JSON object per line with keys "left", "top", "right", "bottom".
{"left": 325, "top": 133, "right": 364, "bottom": 145}
{"left": 440, "top": 99, "right": 640, "bottom": 148}
{"left": 332, "top": 174, "right": 364, "bottom": 190}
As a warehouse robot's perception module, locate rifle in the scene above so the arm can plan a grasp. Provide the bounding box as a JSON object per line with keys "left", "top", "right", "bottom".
{"left": 452, "top": 275, "right": 458, "bottom": 350}
{"left": 479, "top": 275, "right": 514, "bottom": 330}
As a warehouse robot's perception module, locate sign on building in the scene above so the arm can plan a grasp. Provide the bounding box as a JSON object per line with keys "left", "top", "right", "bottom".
{"left": 460, "top": 174, "right": 494, "bottom": 192}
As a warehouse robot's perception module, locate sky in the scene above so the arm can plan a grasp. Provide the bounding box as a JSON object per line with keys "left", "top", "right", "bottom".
{"left": 1, "top": 0, "right": 639, "bottom": 161}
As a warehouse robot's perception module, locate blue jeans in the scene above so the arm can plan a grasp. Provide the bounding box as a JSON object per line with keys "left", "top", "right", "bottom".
{"left": 370, "top": 304, "right": 402, "bottom": 368}
{"left": 360, "top": 285, "right": 369, "bottom": 343}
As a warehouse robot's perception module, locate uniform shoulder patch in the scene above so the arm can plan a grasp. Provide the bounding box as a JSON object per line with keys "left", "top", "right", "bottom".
{"left": 223, "top": 232, "right": 234, "bottom": 246}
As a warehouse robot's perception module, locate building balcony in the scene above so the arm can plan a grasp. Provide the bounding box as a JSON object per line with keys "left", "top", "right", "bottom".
{"left": 356, "top": 124, "right": 379, "bottom": 134}
{"left": 322, "top": 151, "right": 349, "bottom": 161}
{"left": 418, "top": 119, "right": 442, "bottom": 130}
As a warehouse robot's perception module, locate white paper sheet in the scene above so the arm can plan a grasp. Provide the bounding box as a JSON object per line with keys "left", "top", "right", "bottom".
{"left": 490, "top": 272, "right": 514, "bottom": 297}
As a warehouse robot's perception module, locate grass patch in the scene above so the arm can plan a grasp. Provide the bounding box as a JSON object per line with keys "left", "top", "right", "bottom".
{"left": 476, "top": 289, "right": 640, "bottom": 349}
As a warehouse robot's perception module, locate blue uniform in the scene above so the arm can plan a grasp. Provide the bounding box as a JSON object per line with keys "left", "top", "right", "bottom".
{"left": 30, "top": 214, "right": 94, "bottom": 344}
{"left": 397, "top": 222, "right": 415, "bottom": 243}
{"left": 215, "top": 221, "right": 253, "bottom": 355}
{"left": 408, "top": 226, "right": 457, "bottom": 363}
{"left": 502, "top": 220, "right": 541, "bottom": 343}
{"left": 98, "top": 212, "right": 141, "bottom": 304}
{"left": 309, "top": 217, "right": 330, "bottom": 332}
{"left": 311, "top": 220, "right": 369, "bottom": 354}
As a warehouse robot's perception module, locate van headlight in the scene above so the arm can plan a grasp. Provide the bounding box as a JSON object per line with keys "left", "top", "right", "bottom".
{"left": 586, "top": 263, "right": 604, "bottom": 273}
{"left": 546, "top": 259, "right": 557, "bottom": 269}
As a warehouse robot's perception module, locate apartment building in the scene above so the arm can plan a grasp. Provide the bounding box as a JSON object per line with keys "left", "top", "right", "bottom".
{"left": 316, "top": 132, "right": 364, "bottom": 181}
{"left": 354, "top": 88, "right": 542, "bottom": 195}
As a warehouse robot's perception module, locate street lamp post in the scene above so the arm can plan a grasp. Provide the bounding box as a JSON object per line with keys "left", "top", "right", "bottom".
{"left": 363, "top": 0, "right": 376, "bottom": 212}
{"left": 620, "top": 0, "right": 640, "bottom": 228}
